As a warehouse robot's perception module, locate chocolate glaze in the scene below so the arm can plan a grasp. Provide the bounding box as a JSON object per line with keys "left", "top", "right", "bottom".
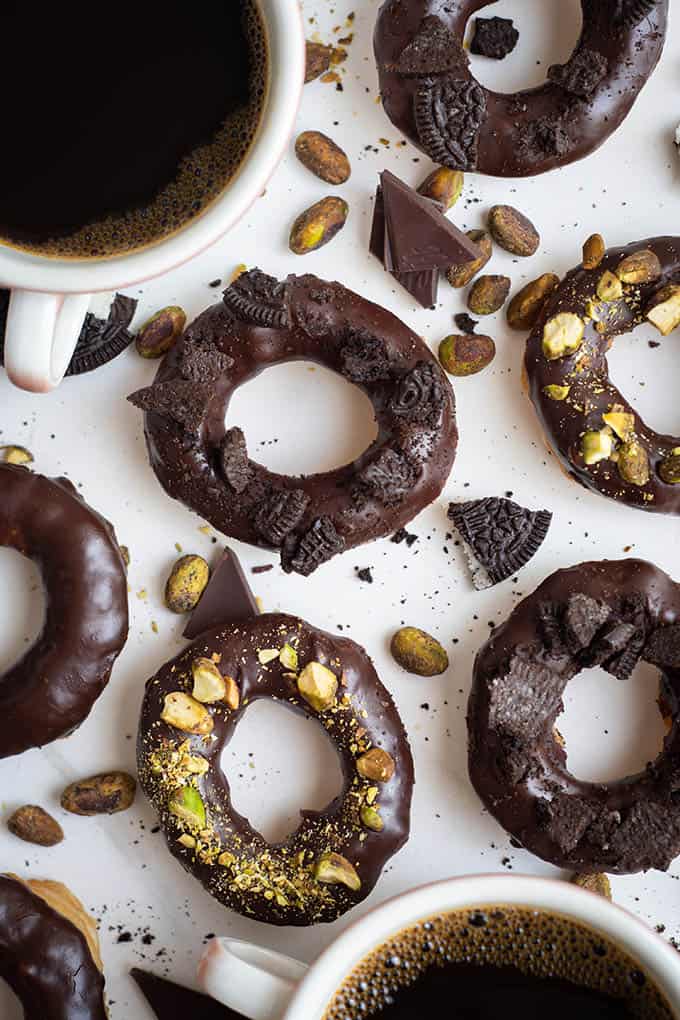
{"left": 525, "top": 237, "right": 680, "bottom": 515}
{"left": 131, "top": 968, "right": 240, "bottom": 1019}
{"left": 130, "top": 270, "right": 457, "bottom": 575}
{"left": 468, "top": 559, "right": 680, "bottom": 874}
{"left": 138, "top": 613, "right": 414, "bottom": 925}
{"left": 0, "top": 875, "right": 107, "bottom": 1020}
{"left": 0, "top": 465, "right": 129, "bottom": 758}
{"left": 374, "top": 1, "right": 668, "bottom": 177}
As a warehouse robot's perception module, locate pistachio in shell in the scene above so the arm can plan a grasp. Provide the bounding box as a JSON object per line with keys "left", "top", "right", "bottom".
{"left": 467, "top": 274, "right": 511, "bottom": 316}
{"left": 417, "top": 167, "right": 464, "bottom": 212}
{"left": 356, "top": 748, "right": 396, "bottom": 782}
{"left": 445, "top": 229, "right": 492, "bottom": 289}
{"left": 659, "top": 449, "right": 680, "bottom": 485}
{"left": 582, "top": 234, "right": 605, "bottom": 270}
{"left": 313, "top": 852, "right": 361, "bottom": 891}
{"left": 616, "top": 441, "right": 650, "bottom": 487}
{"left": 507, "top": 273, "right": 560, "bottom": 331}
{"left": 488, "top": 205, "right": 540, "bottom": 257}
{"left": 305, "top": 41, "right": 333, "bottom": 83}
{"left": 295, "top": 131, "right": 351, "bottom": 185}
{"left": 168, "top": 786, "right": 206, "bottom": 830}
{"left": 289, "top": 196, "right": 348, "bottom": 254}
{"left": 61, "top": 772, "right": 136, "bottom": 816}
{"left": 615, "top": 249, "right": 662, "bottom": 286}
{"left": 572, "top": 873, "right": 612, "bottom": 900}
{"left": 0, "top": 445, "right": 33, "bottom": 465}
{"left": 297, "top": 661, "right": 338, "bottom": 711}
{"left": 164, "top": 555, "right": 210, "bottom": 614}
{"left": 136, "top": 306, "right": 187, "bottom": 359}
{"left": 438, "top": 333, "right": 495, "bottom": 377}
{"left": 7, "top": 805, "right": 64, "bottom": 846}
{"left": 391, "top": 626, "right": 449, "bottom": 676}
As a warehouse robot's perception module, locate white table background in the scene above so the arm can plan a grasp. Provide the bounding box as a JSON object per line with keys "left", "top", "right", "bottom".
{"left": 1, "top": 1, "right": 679, "bottom": 1015}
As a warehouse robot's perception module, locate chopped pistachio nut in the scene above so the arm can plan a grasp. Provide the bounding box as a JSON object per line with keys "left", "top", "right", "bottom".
{"left": 177, "top": 834, "right": 196, "bottom": 849}
{"left": 0, "top": 445, "right": 34, "bottom": 465}
{"left": 617, "top": 442, "right": 650, "bottom": 487}
{"left": 279, "top": 643, "right": 299, "bottom": 671}
{"left": 258, "top": 648, "right": 280, "bottom": 665}
{"left": 543, "top": 384, "right": 570, "bottom": 401}
{"left": 602, "top": 407, "right": 635, "bottom": 442}
{"left": 313, "top": 852, "right": 361, "bottom": 891}
{"left": 161, "top": 691, "right": 214, "bottom": 736}
{"left": 581, "top": 428, "right": 614, "bottom": 466}
{"left": 168, "top": 786, "right": 207, "bottom": 830}
{"left": 572, "top": 873, "right": 612, "bottom": 900}
{"left": 222, "top": 675, "right": 240, "bottom": 711}
{"left": 360, "top": 805, "right": 384, "bottom": 832}
{"left": 542, "top": 313, "right": 584, "bottom": 360}
{"left": 356, "top": 748, "right": 395, "bottom": 782}
{"left": 182, "top": 751, "right": 209, "bottom": 776}
{"left": 659, "top": 449, "right": 680, "bottom": 485}
{"left": 297, "top": 661, "right": 338, "bottom": 712}
{"left": 646, "top": 284, "right": 680, "bottom": 336}
{"left": 596, "top": 270, "right": 623, "bottom": 303}
{"left": 191, "top": 657, "right": 227, "bottom": 703}
{"left": 218, "top": 851, "right": 236, "bottom": 867}
{"left": 615, "top": 249, "right": 662, "bottom": 285}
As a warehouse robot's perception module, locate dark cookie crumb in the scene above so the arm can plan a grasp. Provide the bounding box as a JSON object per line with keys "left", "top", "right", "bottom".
{"left": 645, "top": 623, "right": 680, "bottom": 668}
{"left": 219, "top": 427, "right": 251, "bottom": 493}
{"left": 355, "top": 448, "right": 417, "bottom": 507}
{"left": 281, "top": 516, "right": 346, "bottom": 575}
{"left": 251, "top": 564, "right": 273, "bottom": 574}
{"left": 470, "top": 17, "right": 519, "bottom": 60}
{"left": 340, "top": 330, "right": 392, "bottom": 383}
{"left": 393, "top": 15, "right": 468, "bottom": 77}
{"left": 517, "top": 115, "right": 570, "bottom": 161}
{"left": 390, "top": 361, "right": 446, "bottom": 428}
{"left": 180, "top": 338, "right": 233, "bottom": 383}
{"left": 391, "top": 527, "right": 419, "bottom": 547}
{"left": 454, "top": 313, "right": 478, "bottom": 334}
{"left": 127, "top": 380, "right": 208, "bottom": 432}
{"left": 614, "top": 0, "right": 657, "bottom": 29}
{"left": 356, "top": 567, "right": 374, "bottom": 583}
{"left": 548, "top": 48, "right": 609, "bottom": 99}
{"left": 255, "top": 488, "right": 310, "bottom": 546}
{"left": 223, "top": 267, "right": 289, "bottom": 328}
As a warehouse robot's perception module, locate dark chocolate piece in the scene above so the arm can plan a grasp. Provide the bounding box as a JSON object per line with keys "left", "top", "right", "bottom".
{"left": 470, "top": 17, "right": 519, "bottom": 60}
{"left": 183, "top": 547, "right": 259, "bottom": 640}
{"left": 0, "top": 465, "right": 128, "bottom": 759}
{"left": 132, "top": 968, "right": 242, "bottom": 1020}
{"left": 374, "top": 1, "right": 668, "bottom": 177}
{"left": 223, "top": 268, "right": 289, "bottom": 328}
{"left": 369, "top": 185, "right": 439, "bottom": 309}
{"left": 468, "top": 558, "right": 680, "bottom": 874}
{"left": 448, "top": 497, "right": 552, "bottom": 589}
{"left": 138, "top": 613, "right": 414, "bottom": 925}
{"left": 131, "top": 270, "right": 458, "bottom": 574}
{"left": 381, "top": 170, "right": 480, "bottom": 273}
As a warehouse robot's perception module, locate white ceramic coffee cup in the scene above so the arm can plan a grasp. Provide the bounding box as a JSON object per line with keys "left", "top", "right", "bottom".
{"left": 198, "top": 874, "right": 680, "bottom": 1019}
{"left": 0, "top": 0, "right": 304, "bottom": 393}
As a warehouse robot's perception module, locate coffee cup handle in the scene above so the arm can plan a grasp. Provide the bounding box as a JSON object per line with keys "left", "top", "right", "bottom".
{"left": 198, "top": 937, "right": 309, "bottom": 1020}
{"left": 3, "top": 290, "right": 92, "bottom": 392}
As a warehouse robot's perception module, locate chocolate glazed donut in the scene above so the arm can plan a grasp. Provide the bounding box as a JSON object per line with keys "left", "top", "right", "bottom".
{"left": 128, "top": 269, "right": 457, "bottom": 576}
{"left": 374, "top": 1, "right": 668, "bottom": 177}
{"left": 525, "top": 237, "right": 680, "bottom": 514}
{"left": 138, "top": 613, "right": 414, "bottom": 925}
{"left": 0, "top": 465, "right": 129, "bottom": 758}
{"left": 0, "top": 875, "right": 107, "bottom": 1019}
{"left": 468, "top": 559, "right": 680, "bottom": 874}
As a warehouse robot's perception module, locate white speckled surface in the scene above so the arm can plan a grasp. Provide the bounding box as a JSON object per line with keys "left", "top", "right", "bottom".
{"left": 1, "top": 1, "right": 680, "bottom": 1016}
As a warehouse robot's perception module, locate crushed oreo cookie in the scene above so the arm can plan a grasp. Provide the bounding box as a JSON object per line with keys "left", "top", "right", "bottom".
{"left": 393, "top": 15, "right": 468, "bottom": 77}
{"left": 180, "top": 339, "right": 233, "bottom": 383}
{"left": 563, "top": 593, "right": 611, "bottom": 656}
{"left": 281, "top": 516, "right": 346, "bottom": 576}
{"left": 127, "top": 380, "right": 208, "bottom": 432}
{"left": 517, "top": 115, "right": 570, "bottom": 160}
{"left": 645, "top": 623, "right": 680, "bottom": 668}
{"left": 414, "top": 77, "right": 487, "bottom": 170}
{"left": 340, "top": 330, "right": 392, "bottom": 383}
{"left": 219, "top": 428, "right": 250, "bottom": 493}
{"left": 548, "top": 48, "right": 609, "bottom": 99}
{"left": 355, "top": 448, "right": 416, "bottom": 506}
{"left": 454, "top": 313, "right": 478, "bottom": 334}
{"left": 470, "top": 16, "right": 519, "bottom": 60}
{"left": 537, "top": 794, "right": 597, "bottom": 855}
{"left": 356, "top": 567, "right": 374, "bottom": 583}
{"left": 391, "top": 527, "right": 418, "bottom": 547}
{"left": 254, "top": 488, "right": 310, "bottom": 546}
{"left": 449, "top": 496, "right": 552, "bottom": 589}
{"left": 223, "top": 268, "right": 289, "bottom": 328}
{"left": 390, "top": 362, "right": 445, "bottom": 428}
{"left": 614, "top": 0, "right": 658, "bottom": 29}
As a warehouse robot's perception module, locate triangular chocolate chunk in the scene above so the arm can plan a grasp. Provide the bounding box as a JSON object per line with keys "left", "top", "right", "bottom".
{"left": 381, "top": 170, "right": 480, "bottom": 273}
{"left": 183, "top": 546, "right": 259, "bottom": 640}
{"left": 131, "top": 968, "right": 243, "bottom": 1019}
{"left": 393, "top": 15, "right": 468, "bottom": 77}
{"left": 369, "top": 186, "right": 438, "bottom": 308}
{"left": 448, "top": 497, "right": 552, "bottom": 590}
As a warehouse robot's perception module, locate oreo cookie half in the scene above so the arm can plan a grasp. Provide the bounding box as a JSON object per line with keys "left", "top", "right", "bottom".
{"left": 448, "top": 496, "right": 552, "bottom": 589}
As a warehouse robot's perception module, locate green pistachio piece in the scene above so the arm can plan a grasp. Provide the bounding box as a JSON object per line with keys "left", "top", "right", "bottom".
{"left": 313, "top": 852, "right": 361, "bottom": 891}
{"left": 596, "top": 271, "right": 623, "bottom": 302}
{"left": 169, "top": 786, "right": 206, "bottom": 830}
{"left": 360, "top": 805, "right": 384, "bottom": 832}
{"left": 542, "top": 313, "right": 584, "bottom": 360}
{"left": 543, "top": 384, "right": 570, "bottom": 401}
{"left": 617, "top": 442, "right": 650, "bottom": 487}
{"left": 602, "top": 409, "right": 635, "bottom": 442}
{"left": 581, "top": 429, "right": 614, "bottom": 466}
{"left": 258, "top": 648, "right": 280, "bottom": 665}
{"left": 279, "top": 643, "right": 298, "bottom": 671}
{"left": 297, "top": 661, "right": 338, "bottom": 711}
{"left": 0, "top": 445, "right": 34, "bottom": 465}
{"left": 192, "top": 657, "right": 227, "bottom": 704}
{"left": 659, "top": 449, "right": 680, "bottom": 485}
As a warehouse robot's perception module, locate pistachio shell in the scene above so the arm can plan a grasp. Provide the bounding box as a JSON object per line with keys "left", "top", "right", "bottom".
{"left": 165, "top": 555, "right": 210, "bottom": 614}
{"left": 582, "top": 234, "right": 605, "bottom": 270}
{"left": 417, "top": 167, "right": 464, "bottom": 212}
{"left": 391, "top": 626, "right": 448, "bottom": 676}
{"left": 617, "top": 441, "right": 650, "bottom": 487}
{"left": 0, "top": 445, "right": 33, "bottom": 465}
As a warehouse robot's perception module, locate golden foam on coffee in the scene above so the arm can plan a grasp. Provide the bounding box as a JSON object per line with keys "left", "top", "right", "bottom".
{"left": 324, "top": 905, "right": 673, "bottom": 1019}
{"left": 4, "top": 0, "right": 266, "bottom": 261}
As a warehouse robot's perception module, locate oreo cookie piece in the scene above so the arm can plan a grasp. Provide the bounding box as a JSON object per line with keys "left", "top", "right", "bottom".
{"left": 645, "top": 623, "right": 680, "bottom": 668}
{"left": 219, "top": 427, "right": 251, "bottom": 493}
{"left": 127, "top": 380, "right": 208, "bottom": 432}
{"left": 223, "top": 268, "right": 289, "bottom": 328}
{"left": 414, "top": 77, "right": 487, "bottom": 171}
{"left": 448, "top": 496, "right": 552, "bottom": 590}
{"left": 548, "top": 48, "right": 609, "bottom": 99}
{"left": 355, "top": 448, "right": 416, "bottom": 507}
{"left": 180, "top": 339, "right": 233, "bottom": 383}
{"left": 390, "top": 361, "right": 445, "bottom": 428}
{"left": 563, "top": 593, "right": 611, "bottom": 655}
{"left": 614, "top": 0, "right": 658, "bottom": 28}
{"left": 281, "top": 516, "right": 346, "bottom": 576}
{"left": 254, "top": 488, "right": 310, "bottom": 546}
{"left": 517, "top": 115, "right": 570, "bottom": 160}
{"left": 470, "top": 17, "right": 519, "bottom": 60}
{"left": 393, "top": 16, "right": 468, "bottom": 77}
{"left": 340, "top": 330, "right": 392, "bottom": 383}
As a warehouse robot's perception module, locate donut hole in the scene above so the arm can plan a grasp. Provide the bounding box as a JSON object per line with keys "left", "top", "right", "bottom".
{"left": 556, "top": 661, "right": 668, "bottom": 784}
{"left": 221, "top": 699, "right": 345, "bottom": 843}
{"left": 467, "top": 0, "right": 582, "bottom": 94}
{"left": 226, "top": 361, "right": 378, "bottom": 475}
{"left": 0, "top": 548, "right": 45, "bottom": 673}
{"left": 606, "top": 321, "right": 678, "bottom": 438}
{"left": 0, "top": 982, "right": 23, "bottom": 1020}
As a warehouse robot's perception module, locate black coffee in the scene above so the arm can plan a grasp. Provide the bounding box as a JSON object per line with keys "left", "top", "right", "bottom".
{"left": 325, "top": 906, "right": 673, "bottom": 1020}
{"left": 0, "top": 1, "right": 266, "bottom": 258}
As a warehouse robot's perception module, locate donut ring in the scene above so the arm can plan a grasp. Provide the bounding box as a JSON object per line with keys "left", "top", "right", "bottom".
{"left": 468, "top": 558, "right": 680, "bottom": 874}
{"left": 128, "top": 269, "right": 457, "bottom": 576}
{"left": 0, "top": 465, "right": 129, "bottom": 759}
{"left": 137, "top": 612, "right": 414, "bottom": 925}
{"left": 525, "top": 237, "right": 680, "bottom": 514}
{"left": 374, "top": 1, "right": 668, "bottom": 177}
{"left": 0, "top": 874, "right": 107, "bottom": 1019}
